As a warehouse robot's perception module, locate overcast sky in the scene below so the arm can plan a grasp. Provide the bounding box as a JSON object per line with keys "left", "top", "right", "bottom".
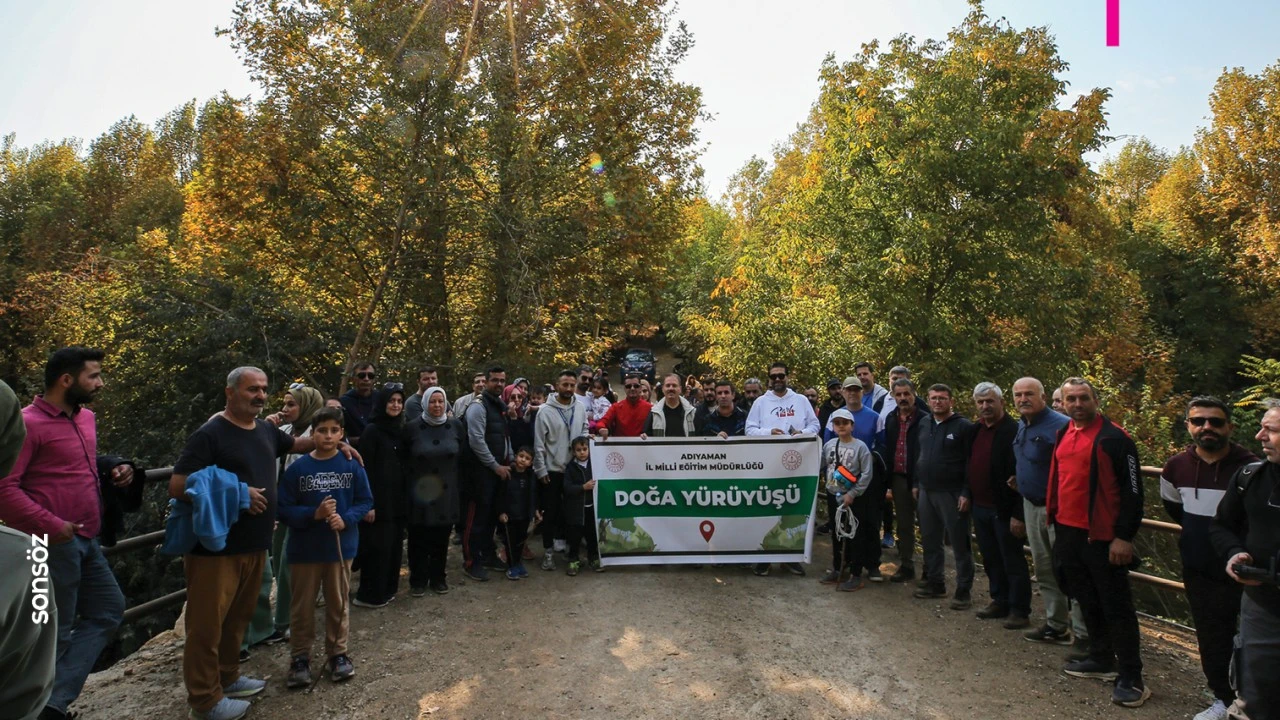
{"left": 2, "top": 0, "right": 1277, "bottom": 199}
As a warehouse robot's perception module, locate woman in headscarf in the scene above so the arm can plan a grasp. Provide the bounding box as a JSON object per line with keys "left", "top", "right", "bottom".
{"left": 400, "top": 387, "right": 464, "bottom": 595}
{"left": 246, "top": 385, "right": 324, "bottom": 649}
{"left": 353, "top": 383, "right": 408, "bottom": 608}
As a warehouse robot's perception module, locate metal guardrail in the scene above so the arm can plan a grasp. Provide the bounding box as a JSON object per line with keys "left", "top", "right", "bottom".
{"left": 107, "top": 464, "right": 1188, "bottom": 625}
{"left": 105, "top": 467, "right": 186, "bottom": 623}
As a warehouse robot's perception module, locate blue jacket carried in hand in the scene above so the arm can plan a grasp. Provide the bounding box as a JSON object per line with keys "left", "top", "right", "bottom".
{"left": 160, "top": 466, "right": 251, "bottom": 555}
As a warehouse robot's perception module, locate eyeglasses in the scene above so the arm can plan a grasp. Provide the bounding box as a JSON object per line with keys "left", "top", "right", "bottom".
{"left": 383, "top": 382, "right": 404, "bottom": 392}
{"left": 625, "top": 384, "right": 640, "bottom": 389}
{"left": 769, "top": 373, "right": 786, "bottom": 380}
{"left": 1188, "top": 416, "right": 1227, "bottom": 428}
{"left": 356, "top": 372, "right": 376, "bottom": 380}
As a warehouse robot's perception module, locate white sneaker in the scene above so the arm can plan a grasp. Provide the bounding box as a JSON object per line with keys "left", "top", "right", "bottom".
{"left": 189, "top": 697, "right": 250, "bottom": 720}
{"left": 222, "top": 675, "right": 266, "bottom": 698}
{"left": 1194, "top": 700, "right": 1228, "bottom": 720}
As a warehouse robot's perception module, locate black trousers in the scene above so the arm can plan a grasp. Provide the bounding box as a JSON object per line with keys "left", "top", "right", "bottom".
{"left": 566, "top": 506, "right": 599, "bottom": 562}
{"left": 1054, "top": 525, "right": 1143, "bottom": 680}
{"left": 1184, "top": 569, "right": 1242, "bottom": 703}
{"left": 355, "top": 517, "right": 403, "bottom": 603}
{"left": 406, "top": 524, "right": 451, "bottom": 588}
{"left": 539, "top": 472, "right": 565, "bottom": 550}
{"left": 850, "top": 475, "right": 885, "bottom": 575}
{"left": 463, "top": 470, "right": 498, "bottom": 569}
{"left": 501, "top": 519, "right": 530, "bottom": 568}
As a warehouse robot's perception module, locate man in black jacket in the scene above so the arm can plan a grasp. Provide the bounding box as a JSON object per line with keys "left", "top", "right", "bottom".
{"left": 1163, "top": 396, "right": 1256, "bottom": 720}
{"left": 463, "top": 365, "right": 513, "bottom": 582}
{"left": 912, "top": 384, "right": 975, "bottom": 608}
{"left": 967, "top": 382, "right": 1029, "bottom": 628}
{"left": 1211, "top": 401, "right": 1280, "bottom": 720}
{"left": 884, "top": 379, "right": 927, "bottom": 582}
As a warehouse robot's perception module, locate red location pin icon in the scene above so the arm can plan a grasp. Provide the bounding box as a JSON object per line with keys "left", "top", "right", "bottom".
{"left": 699, "top": 520, "right": 715, "bottom": 543}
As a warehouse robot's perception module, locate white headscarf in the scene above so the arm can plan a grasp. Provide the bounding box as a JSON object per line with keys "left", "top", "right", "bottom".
{"left": 423, "top": 387, "right": 449, "bottom": 426}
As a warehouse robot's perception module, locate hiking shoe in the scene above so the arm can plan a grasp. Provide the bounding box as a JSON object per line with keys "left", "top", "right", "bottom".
{"left": 867, "top": 567, "right": 884, "bottom": 583}
{"left": 838, "top": 576, "right": 865, "bottom": 592}
{"left": 328, "top": 654, "right": 355, "bottom": 682}
{"left": 430, "top": 580, "right": 449, "bottom": 595}
{"left": 889, "top": 566, "right": 914, "bottom": 583}
{"left": 541, "top": 550, "right": 556, "bottom": 571}
{"left": 913, "top": 584, "right": 947, "bottom": 599}
{"left": 222, "top": 676, "right": 266, "bottom": 699}
{"left": 1064, "top": 658, "right": 1118, "bottom": 681}
{"left": 1111, "top": 678, "right": 1151, "bottom": 707}
{"left": 351, "top": 597, "right": 388, "bottom": 609}
{"left": 567, "top": 561, "right": 580, "bottom": 576}
{"left": 753, "top": 563, "right": 770, "bottom": 576}
{"left": 975, "top": 601, "right": 1009, "bottom": 619}
{"left": 950, "top": 589, "right": 972, "bottom": 611}
{"left": 286, "top": 656, "right": 312, "bottom": 689}
{"left": 1194, "top": 699, "right": 1228, "bottom": 720}
{"left": 506, "top": 567, "right": 521, "bottom": 580}
{"left": 410, "top": 586, "right": 428, "bottom": 598}
{"left": 1024, "top": 624, "right": 1073, "bottom": 645}
{"left": 1003, "top": 613, "right": 1031, "bottom": 630}
{"left": 238, "top": 648, "right": 251, "bottom": 663}
{"left": 881, "top": 534, "right": 895, "bottom": 549}
{"left": 785, "top": 563, "right": 806, "bottom": 576}
{"left": 189, "top": 697, "right": 250, "bottom": 720}
{"left": 259, "top": 629, "right": 288, "bottom": 646}
{"left": 463, "top": 564, "right": 490, "bottom": 582}
{"left": 818, "top": 569, "right": 841, "bottom": 585}
{"left": 1066, "top": 637, "right": 1092, "bottom": 662}
{"left": 590, "top": 558, "right": 605, "bottom": 573}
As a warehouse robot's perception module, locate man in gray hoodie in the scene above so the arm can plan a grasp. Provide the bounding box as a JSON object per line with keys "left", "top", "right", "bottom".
{"left": 533, "top": 370, "right": 589, "bottom": 570}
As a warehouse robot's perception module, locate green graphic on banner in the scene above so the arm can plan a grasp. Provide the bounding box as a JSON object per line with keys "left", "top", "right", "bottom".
{"left": 589, "top": 436, "right": 821, "bottom": 565}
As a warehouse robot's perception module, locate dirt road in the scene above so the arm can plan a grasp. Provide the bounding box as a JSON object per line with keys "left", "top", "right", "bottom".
{"left": 78, "top": 535, "right": 1208, "bottom": 720}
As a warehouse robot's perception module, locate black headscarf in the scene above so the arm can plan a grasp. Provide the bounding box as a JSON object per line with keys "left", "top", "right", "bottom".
{"left": 369, "top": 386, "right": 406, "bottom": 432}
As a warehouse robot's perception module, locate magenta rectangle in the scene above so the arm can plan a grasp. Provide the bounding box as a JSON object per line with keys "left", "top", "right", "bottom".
{"left": 1106, "top": 0, "right": 1120, "bottom": 46}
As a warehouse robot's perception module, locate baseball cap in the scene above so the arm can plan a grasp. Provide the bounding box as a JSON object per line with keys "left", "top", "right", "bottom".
{"left": 842, "top": 376, "right": 862, "bottom": 389}
{"left": 830, "top": 408, "right": 855, "bottom": 423}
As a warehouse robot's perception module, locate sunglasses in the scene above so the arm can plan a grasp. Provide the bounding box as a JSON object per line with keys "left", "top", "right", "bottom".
{"left": 1188, "top": 416, "right": 1227, "bottom": 428}
{"left": 356, "top": 372, "right": 376, "bottom": 380}
{"left": 289, "top": 382, "right": 307, "bottom": 390}
{"left": 769, "top": 373, "right": 786, "bottom": 380}
{"left": 383, "top": 382, "right": 405, "bottom": 392}
{"left": 625, "top": 384, "right": 640, "bottom": 389}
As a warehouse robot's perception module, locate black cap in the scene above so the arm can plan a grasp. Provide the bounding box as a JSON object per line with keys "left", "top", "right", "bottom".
{"left": 826, "top": 377, "right": 842, "bottom": 389}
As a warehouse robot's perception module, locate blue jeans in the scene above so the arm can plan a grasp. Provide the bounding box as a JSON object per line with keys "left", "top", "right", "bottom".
{"left": 47, "top": 535, "right": 125, "bottom": 712}
{"left": 972, "top": 505, "right": 1031, "bottom": 615}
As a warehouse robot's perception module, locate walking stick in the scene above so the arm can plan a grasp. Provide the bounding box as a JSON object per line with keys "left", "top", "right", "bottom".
{"left": 501, "top": 517, "right": 516, "bottom": 576}
{"left": 308, "top": 509, "right": 349, "bottom": 694}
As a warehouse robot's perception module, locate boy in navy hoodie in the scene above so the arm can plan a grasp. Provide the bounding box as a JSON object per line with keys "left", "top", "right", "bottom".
{"left": 278, "top": 407, "right": 373, "bottom": 689}
{"left": 497, "top": 447, "right": 541, "bottom": 580}
{"left": 562, "top": 437, "right": 602, "bottom": 576}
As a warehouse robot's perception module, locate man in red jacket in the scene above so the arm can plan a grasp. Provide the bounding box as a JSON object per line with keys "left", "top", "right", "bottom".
{"left": 1047, "top": 377, "right": 1148, "bottom": 708}
{"left": 597, "top": 372, "right": 652, "bottom": 439}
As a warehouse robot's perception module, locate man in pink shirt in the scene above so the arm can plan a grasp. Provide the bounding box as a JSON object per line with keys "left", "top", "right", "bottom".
{"left": 0, "top": 347, "right": 136, "bottom": 720}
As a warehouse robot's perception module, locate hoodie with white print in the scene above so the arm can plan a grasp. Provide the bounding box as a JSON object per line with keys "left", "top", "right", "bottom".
{"left": 745, "top": 389, "right": 820, "bottom": 436}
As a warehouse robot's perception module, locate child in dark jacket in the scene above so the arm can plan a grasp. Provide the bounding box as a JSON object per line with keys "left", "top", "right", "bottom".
{"left": 496, "top": 447, "right": 541, "bottom": 580}
{"left": 278, "top": 408, "right": 374, "bottom": 689}
{"left": 562, "top": 436, "right": 602, "bottom": 576}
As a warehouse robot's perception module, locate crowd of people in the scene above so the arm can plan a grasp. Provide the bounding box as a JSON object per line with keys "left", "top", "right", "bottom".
{"left": 2, "top": 348, "right": 1280, "bottom": 720}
